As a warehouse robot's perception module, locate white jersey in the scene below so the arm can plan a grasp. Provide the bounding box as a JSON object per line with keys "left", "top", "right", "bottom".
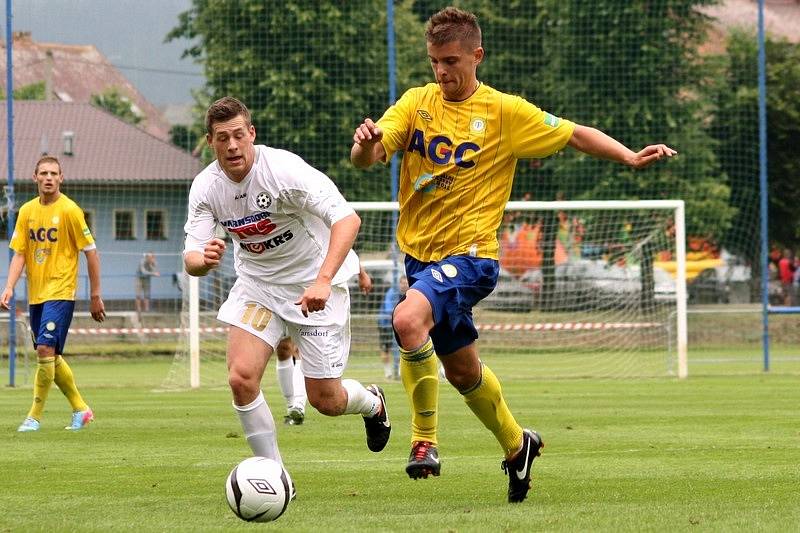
{"left": 184, "top": 145, "right": 360, "bottom": 285}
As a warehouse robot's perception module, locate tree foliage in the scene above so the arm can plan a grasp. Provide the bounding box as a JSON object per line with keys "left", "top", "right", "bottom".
{"left": 90, "top": 88, "right": 143, "bottom": 125}
{"left": 710, "top": 30, "right": 800, "bottom": 255}
{"left": 168, "top": 0, "right": 427, "bottom": 200}
{"left": 0, "top": 81, "right": 47, "bottom": 100}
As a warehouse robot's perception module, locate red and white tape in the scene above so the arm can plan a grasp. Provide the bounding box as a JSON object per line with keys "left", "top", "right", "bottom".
{"left": 68, "top": 326, "right": 228, "bottom": 335}
{"left": 476, "top": 322, "right": 661, "bottom": 332}
{"left": 68, "top": 322, "right": 660, "bottom": 336}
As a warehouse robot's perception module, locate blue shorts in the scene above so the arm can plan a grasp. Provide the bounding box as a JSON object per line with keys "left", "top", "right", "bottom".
{"left": 29, "top": 300, "right": 75, "bottom": 355}
{"left": 404, "top": 255, "right": 499, "bottom": 355}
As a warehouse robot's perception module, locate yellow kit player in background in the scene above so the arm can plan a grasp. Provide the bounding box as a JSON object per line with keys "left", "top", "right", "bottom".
{"left": 1, "top": 155, "right": 106, "bottom": 432}
{"left": 351, "top": 6, "right": 676, "bottom": 503}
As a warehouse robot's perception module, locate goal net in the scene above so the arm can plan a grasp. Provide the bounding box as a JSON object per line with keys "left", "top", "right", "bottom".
{"left": 161, "top": 200, "right": 687, "bottom": 389}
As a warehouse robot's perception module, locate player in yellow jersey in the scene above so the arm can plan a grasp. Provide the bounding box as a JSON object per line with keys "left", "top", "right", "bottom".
{"left": 1, "top": 155, "right": 105, "bottom": 432}
{"left": 351, "top": 6, "right": 677, "bottom": 503}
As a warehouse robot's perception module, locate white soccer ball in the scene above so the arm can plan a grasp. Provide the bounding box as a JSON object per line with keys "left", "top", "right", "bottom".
{"left": 225, "top": 457, "right": 293, "bottom": 522}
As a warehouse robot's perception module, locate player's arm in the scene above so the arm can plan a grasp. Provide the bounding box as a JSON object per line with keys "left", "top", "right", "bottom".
{"left": 567, "top": 124, "right": 677, "bottom": 169}
{"left": 0, "top": 252, "right": 26, "bottom": 309}
{"left": 184, "top": 238, "right": 226, "bottom": 277}
{"left": 351, "top": 118, "right": 387, "bottom": 168}
{"left": 84, "top": 247, "right": 106, "bottom": 322}
{"left": 296, "top": 213, "right": 361, "bottom": 316}
{"left": 184, "top": 180, "right": 224, "bottom": 277}
{"left": 358, "top": 264, "right": 373, "bottom": 295}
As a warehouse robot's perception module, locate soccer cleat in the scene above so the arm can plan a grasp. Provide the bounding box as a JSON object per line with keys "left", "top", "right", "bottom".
{"left": 363, "top": 384, "right": 391, "bottom": 452}
{"left": 290, "top": 479, "right": 297, "bottom": 501}
{"left": 283, "top": 406, "right": 305, "bottom": 426}
{"left": 65, "top": 408, "right": 94, "bottom": 431}
{"left": 501, "top": 429, "right": 543, "bottom": 503}
{"left": 406, "top": 441, "right": 441, "bottom": 479}
{"left": 17, "top": 417, "right": 40, "bottom": 432}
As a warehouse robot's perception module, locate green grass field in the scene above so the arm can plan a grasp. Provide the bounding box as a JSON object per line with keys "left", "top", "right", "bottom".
{"left": 1, "top": 356, "right": 799, "bottom": 532}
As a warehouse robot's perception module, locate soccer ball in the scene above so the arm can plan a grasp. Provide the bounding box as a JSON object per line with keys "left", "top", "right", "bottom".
{"left": 225, "top": 457, "right": 293, "bottom": 522}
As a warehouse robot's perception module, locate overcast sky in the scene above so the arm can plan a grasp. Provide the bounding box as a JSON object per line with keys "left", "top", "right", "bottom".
{"left": 7, "top": 0, "right": 204, "bottom": 106}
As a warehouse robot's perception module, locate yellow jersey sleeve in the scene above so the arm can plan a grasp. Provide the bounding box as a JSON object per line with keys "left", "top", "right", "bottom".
{"left": 9, "top": 202, "right": 31, "bottom": 254}
{"left": 64, "top": 202, "right": 94, "bottom": 250}
{"left": 377, "top": 87, "right": 419, "bottom": 162}
{"left": 507, "top": 95, "right": 575, "bottom": 159}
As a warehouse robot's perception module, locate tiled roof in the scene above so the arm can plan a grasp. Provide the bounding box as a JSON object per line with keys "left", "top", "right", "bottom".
{"left": 701, "top": 0, "right": 800, "bottom": 53}
{"left": 0, "top": 32, "right": 172, "bottom": 141}
{"left": 0, "top": 101, "right": 201, "bottom": 183}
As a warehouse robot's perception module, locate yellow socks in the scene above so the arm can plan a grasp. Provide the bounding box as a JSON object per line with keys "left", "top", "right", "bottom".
{"left": 461, "top": 363, "right": 523, "bottom": 457}
{"left": 28, "top": 356, "right": 56, "bottom": 420}
{"left": 400, "top": 338, "right": 439, "bottom": 445}
{"left": 54, "top": 355, "right": 89, "bottom": 412}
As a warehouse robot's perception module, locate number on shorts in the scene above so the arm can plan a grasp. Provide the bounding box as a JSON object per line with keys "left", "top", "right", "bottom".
{"left": 241, "top": 302, "right": 272, "bottom": 331}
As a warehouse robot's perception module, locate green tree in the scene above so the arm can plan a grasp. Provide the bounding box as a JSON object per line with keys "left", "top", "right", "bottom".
{"left": 15, "top": 81, "right": 46, "bottom": 100}
{"left": 0, "top": 81, "right": 47, "bottom": 100}
{"left": 90, "top": 88, "right": 142, "bottom": 125}
{"left": 168, "top": 0, "right": 427, "bottom": 201}
{"left": 710, "top": 30, "right": 800, "bottom": 257}
{"left": 169, "top": 124, "right": 195, "bottom": 153}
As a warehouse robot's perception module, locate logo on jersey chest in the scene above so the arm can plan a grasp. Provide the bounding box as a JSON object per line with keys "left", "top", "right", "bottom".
{"left": 239, "top": 230, "right": 293, "bottom": 254}
{"left": 255, "top": 192, "right": 272, "bottom": 209}
{"left": 407, "top": 129, "right": 480, "bottom": 168}
{"left": 28, "top": 227, "right": 58, "bottom": 242}
{"left": 221, "top": 212, "right": 276, "bottom": 238}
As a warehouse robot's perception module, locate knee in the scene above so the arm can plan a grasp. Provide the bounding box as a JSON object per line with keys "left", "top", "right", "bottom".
{"left": 228, "top": 367, "right": 259, "bottom": 398}
{"left": 36, "top": 345, "right": 55, "bottom": 358}
{"left": 392, "top": 305, "right": 425, "bottom": 342}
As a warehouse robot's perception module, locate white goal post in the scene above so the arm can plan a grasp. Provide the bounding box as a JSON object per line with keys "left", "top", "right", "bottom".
{"left": 175, "top": 199, "right": 687, "bottom": 389}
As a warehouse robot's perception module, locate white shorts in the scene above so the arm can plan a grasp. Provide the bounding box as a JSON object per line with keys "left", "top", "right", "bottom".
{"left": 217, "top": 275, "right": 351, "bottom": 379}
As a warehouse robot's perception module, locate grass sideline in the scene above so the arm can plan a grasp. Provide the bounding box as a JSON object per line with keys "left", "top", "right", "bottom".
{"left": 1, "top": 357, "right": 799, "bottom": 532}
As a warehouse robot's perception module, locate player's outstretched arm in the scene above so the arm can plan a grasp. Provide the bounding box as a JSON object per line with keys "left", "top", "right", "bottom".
{"left": 0, "top": 253, "right": 26, "bottom": 310}
{"left": 184, "top": 238, "right": 226, "bottom": 277}
{"left": 351, "top": 118, "right": 387, "bottom": 169}
{"left": 567, "top": 124, "right": 677, "bottom": 169}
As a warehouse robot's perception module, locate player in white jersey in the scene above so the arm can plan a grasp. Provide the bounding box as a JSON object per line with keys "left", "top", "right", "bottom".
{"left": 184, "top": 97, "right": 390, "bottom": 476}
{"left": 276, "top": 264, "right": 373, "bottom": 426}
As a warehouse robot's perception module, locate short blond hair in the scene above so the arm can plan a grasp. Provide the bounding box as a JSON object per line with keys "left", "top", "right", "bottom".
{"left": 425, "top": 6, "right": 481, "bottom": 49}
{"left": 34, "top": 155, "right": 62, "bottom": 175}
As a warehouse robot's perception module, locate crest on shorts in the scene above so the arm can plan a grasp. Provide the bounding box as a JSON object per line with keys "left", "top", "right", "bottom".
{"left": 442, "top": 264, "right": 458, "bottom": 278}
{"left": 255, "top": 192, "right": 272, "bottom": 209}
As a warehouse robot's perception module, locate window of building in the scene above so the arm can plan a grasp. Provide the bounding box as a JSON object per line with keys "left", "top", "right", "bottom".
{"left": 0, "top": 208, "right": 7, "bottom": 239}
{"left": 114, "top": 209, "right": 136, "bottom": 240}
{"left": 145, "top": 210, "right": 167, "bottom": 240}
{"left": 82, "top": 209, "right": 95, "bottom": 235}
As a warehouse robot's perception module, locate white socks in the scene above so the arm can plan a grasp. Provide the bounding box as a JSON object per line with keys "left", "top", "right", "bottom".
{"left": 341, "top": 379, "right": 381, "bottom": 417}
{"left": 291, "top": 359, "right": 306, "bottom": 410}
{"left": 276, "top": 357, "right": 307, "bottom": 412}
{"left": 233, "top": 391, "right": 283, "bottom": 464}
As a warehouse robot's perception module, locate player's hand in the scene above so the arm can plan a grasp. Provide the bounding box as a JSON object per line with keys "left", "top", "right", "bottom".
{"left": 352, "top": 118, "right": 383, "bottom": 146}
{"left": 295, "top": 281, "right": 331, "bottom": 317}
{"left": 90, "top": 295, "right": 106, "bottom": 323}
{"left": 358, "top": 269, "right": 373, "bottom": 295}
{"left": 203, "top": 238, "right": 226, "bottom": 269}
{"left": 628, "top": 144, "right": 677, "bottom": 169}
{"left": 0, "top": 287, "right": 12, "bottom": 310}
